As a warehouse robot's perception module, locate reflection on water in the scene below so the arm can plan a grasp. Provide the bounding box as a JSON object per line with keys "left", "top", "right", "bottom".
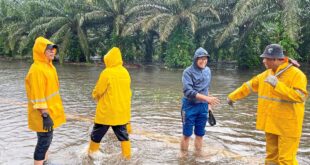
{"left": 0, "top": 60, "right": 309, "bottom": 165}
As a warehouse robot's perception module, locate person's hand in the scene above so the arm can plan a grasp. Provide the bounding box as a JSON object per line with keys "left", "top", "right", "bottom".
{"left": 42, "top": 113, "right": 54, "bottom": 131}
{"left": 265, "top": 75, "right": 278, "bottom": 87}
{"left": 227, "top": 97, "right": 234, "bottom": 107}
{"left": 208, "top": 105, "right": 213, "bottom": 111}
{"left": 206, "top": 96, "right": 220, "bottom": 106}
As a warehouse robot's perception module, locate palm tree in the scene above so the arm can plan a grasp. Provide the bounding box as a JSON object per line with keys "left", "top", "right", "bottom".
{"left": 0, "top": 0, "right": 30, "bottom": 56}
{"left": 82, "top": 0, "right": 138, "bottom": 47}
{"left": 21, "top": 0, "right": 92, "bottom": 63}
{"left": 121, "top": 0, "right": 222, "bottom": 64}
{"left": 215, "top": 0, "right": 301, "bottom": 47}
{"left": 124, "top": 0, "right": 221, "bottom": 42}
{"left": 83, "top": 0, "right": 158, "bottom": 62}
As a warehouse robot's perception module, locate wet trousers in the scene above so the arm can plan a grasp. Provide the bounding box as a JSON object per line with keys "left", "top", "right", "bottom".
{"left": 265, "top": 132, "right": 300, "bottom": 165}
{"left": 91, "top": 123, "right": 129, "bottom": 142}
{"left": 34, "top": 131, "right": 53, "bottom": 160}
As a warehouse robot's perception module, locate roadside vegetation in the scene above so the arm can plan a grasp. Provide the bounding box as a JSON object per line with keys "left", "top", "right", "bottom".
{"left": 0, "top": 0, "right": 309, "bottom": 69}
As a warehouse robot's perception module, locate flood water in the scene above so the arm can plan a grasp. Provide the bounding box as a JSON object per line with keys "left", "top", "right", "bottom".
{"left": 0, "top": 60, "right": 309, "bottom": 165}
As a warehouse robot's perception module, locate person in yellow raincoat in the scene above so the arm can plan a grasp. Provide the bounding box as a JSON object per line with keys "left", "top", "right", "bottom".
{"left": 88, "top": 47, "right": 132, "bottom": 160}
{"left": 227, "top": 44, "right": 308, "bottom": 165}
{"left": 25, "top": 37, "right": 66, "bottom": 165}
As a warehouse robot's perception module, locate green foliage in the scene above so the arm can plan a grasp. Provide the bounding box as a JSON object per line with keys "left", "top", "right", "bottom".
{"left": 0, "top": 0, "right": 310, "bottom": 69}
{"left": 107, "top": 32, "right": 132, "bottom": 62}
{"left": 164, "top": 26, "right": 194, "bottom": 68}
{"left": 215, "top": 0, "right": 301, "bottom": 48}
{"left": 234, "top": 16, "right": 300, "bottom": 69}
{"left": 133, "top": 0, "right": 220, "bottom": 42}
{"left": 0, "top": 36, "right": 4, "bottom": 56}
{"left": 65, "top": 35, "right": 84, "bottom": 62}
{"left": 260, "top": 20, "right": 300, "bottom": 59}
{"left": 237, "top": 33, "right": 261, "bottom": 69}
{"left": 299, "top": 0, "right": 310, "bottom": 63}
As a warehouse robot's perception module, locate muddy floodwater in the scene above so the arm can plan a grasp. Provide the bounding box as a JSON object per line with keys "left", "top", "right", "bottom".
{"left": 0, "top": 60, "right": 309, "bottom": 164}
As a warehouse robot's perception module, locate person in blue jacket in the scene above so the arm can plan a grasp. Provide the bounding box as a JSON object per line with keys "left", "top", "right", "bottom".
{"left": 180, "top": 47, "right": 220, "bottom": 156}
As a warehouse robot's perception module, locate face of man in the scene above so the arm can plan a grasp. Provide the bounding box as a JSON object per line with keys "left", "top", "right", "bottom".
{"left": 45, "top": 48, "right": 56, "bottom": 61}
{"left": 262, "top": 58, "right": 283, "bottom": 71}
{"left": 196, "top": 56, "right": 208, "bottom": 69}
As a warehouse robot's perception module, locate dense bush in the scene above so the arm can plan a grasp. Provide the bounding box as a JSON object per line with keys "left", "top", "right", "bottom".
{"left": 164, "top": 27, "right": 194, "bottom": 68}
{"left": 1, "top": 0, "right": 309, "bottom": 68}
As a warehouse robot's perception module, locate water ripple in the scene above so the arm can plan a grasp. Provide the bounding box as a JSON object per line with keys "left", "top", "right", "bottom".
{"left": 0, "top": 61, "right": 309, "bottom": 164}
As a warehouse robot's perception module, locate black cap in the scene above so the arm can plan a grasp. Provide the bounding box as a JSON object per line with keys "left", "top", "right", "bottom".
{"left": 46, "top": 44, "right": 58, "bottom": 50}
{"left": 260, "top": 44, "right": 284, "bottom": 59}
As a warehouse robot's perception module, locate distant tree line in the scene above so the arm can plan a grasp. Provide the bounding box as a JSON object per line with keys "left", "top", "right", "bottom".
{"left": 0, "top": 0, "right": 309, "bottom": 69}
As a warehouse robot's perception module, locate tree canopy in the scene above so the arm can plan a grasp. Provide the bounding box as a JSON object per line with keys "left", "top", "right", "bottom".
{"left": 0, "top": 0, "right": 309, "bottom": 68}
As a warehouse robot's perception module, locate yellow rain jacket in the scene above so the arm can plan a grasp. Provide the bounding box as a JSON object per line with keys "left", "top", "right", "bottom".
{"left": 25, "top": 37, "right": 66, "bottom": 132}
{"left": 228, "top": 61, "right": 307, "bottom": 137}
{"left": 92, "top": 47, "right": 132, "bottom": 125}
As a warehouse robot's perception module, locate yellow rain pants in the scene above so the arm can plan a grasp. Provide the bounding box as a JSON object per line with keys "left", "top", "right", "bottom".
{"left": 265, "top": 133, "right": 300, "bottom": 165}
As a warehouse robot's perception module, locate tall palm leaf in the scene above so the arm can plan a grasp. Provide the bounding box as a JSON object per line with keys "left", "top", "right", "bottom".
{"left": 82, "top": 0, "right": 138, "bottom": 37}
{"left": 22, "top": 0, "right": 92, "bottom": 63}
{"left": 215, "top": 0, "right": 301, "bottom": 47}
{"left": 0, "top": 0, "right": 31, "bottom": 56}
{"left": 82, "top": 0, "right": 152, "bottom": 62}
{"left": 124, "top": 0, "right": 221, "bottom": 42}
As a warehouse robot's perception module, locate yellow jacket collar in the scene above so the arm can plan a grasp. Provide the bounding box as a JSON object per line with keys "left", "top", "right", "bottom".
{"left": 104, "top": 47, "right": 123, "bottom": 68}
{"left": 274, "top": 59, "right": 290, "bottom": 75}
{"left": 33, "top": 37, "right": 56, "bottom": 63}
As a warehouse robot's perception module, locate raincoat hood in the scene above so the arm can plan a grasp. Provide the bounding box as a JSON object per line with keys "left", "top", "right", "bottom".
{"left": 93, "top": 47, "right": 131, "bottom": 125}
{"left": 25, "top": 37, "right": 65, "bottom": 132}
{"left": 104, "top": 47, "right": 123, "bottom": 68}
{"left": 182, "top": 47, "right": 211, "bottom": 103}
{"left": 33, "top": 37, "right": 57, "bottom": 63}
{"left": 193, "top": 47, "right": 210, "bottom": 69}
{"left": 194, "top": 47, "right": 209, "bottom": 59}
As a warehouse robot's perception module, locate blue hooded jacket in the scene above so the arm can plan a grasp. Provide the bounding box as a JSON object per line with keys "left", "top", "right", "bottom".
{"left": 182, "top": 47, "right": 211, "bottom": 103}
